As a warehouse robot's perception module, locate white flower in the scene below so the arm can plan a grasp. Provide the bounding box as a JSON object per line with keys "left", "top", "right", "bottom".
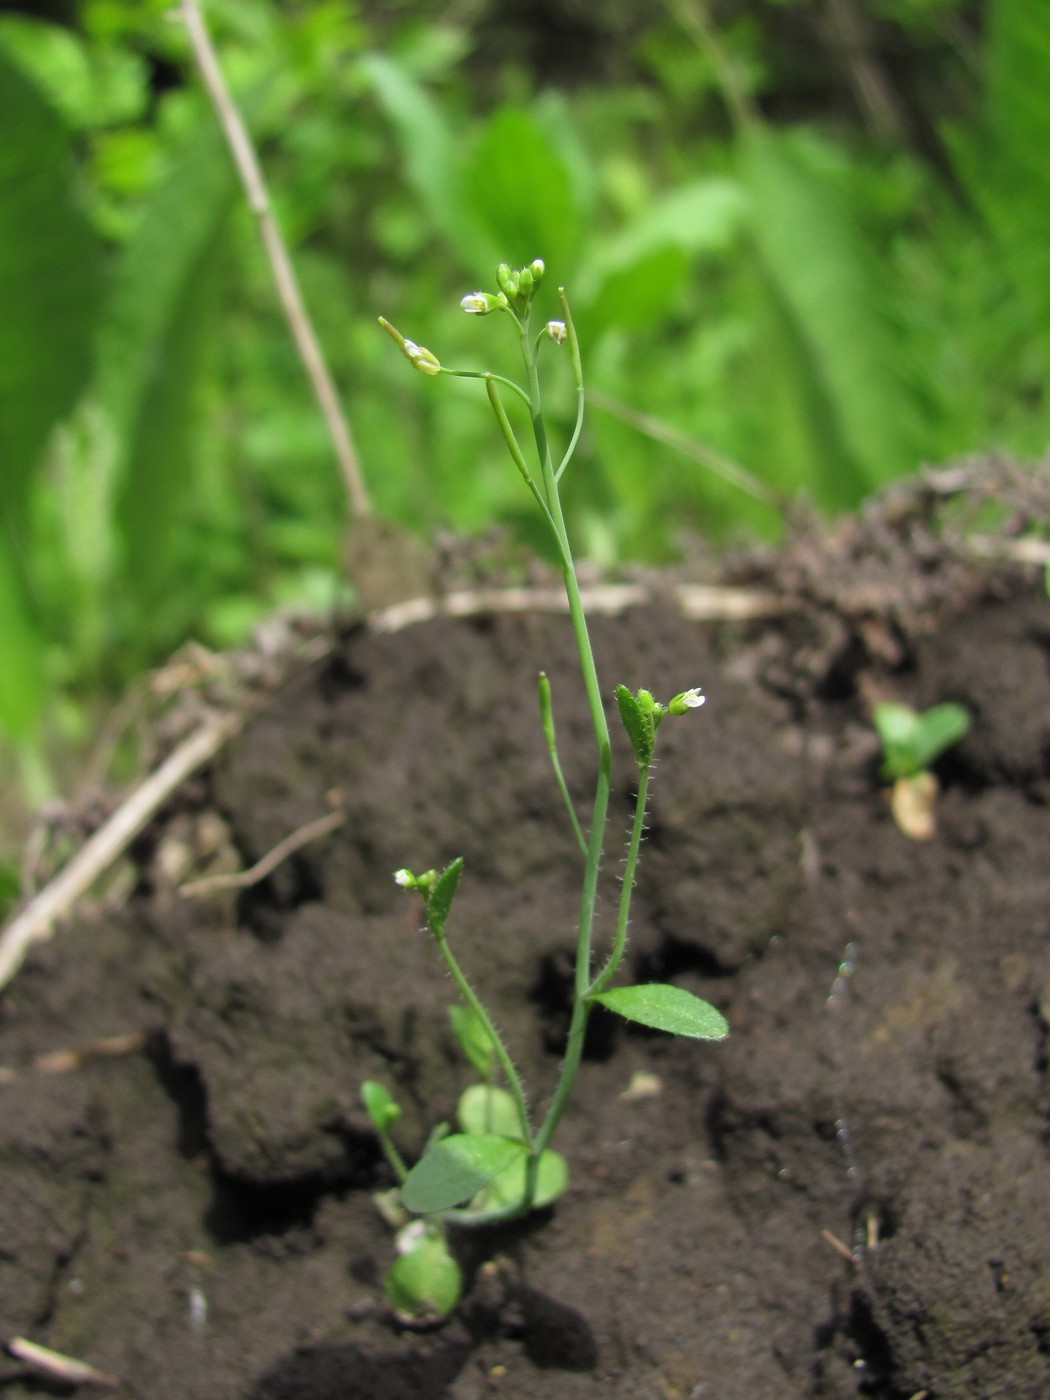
{"left": 545, "top": 320, "right": 567, "bottom": 344}
{"left": 460, "top": 292, "right": 492, "bottom": 314}
{"left": 669, "top": 687, "right": 706, "bottom": 715}
{"left": 394, "top": 868, "right": 414, "bottom": 888}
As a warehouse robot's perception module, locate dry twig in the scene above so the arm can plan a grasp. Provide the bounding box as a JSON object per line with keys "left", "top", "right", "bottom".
{"left": 4, "top": 1337, "right": 118, "bottom": 1389}
{"left": 0, "top": 710, "right": 243, "bottom": 992}
{"left": 175, "top": 0, "right": 370, "bottom": 520}
{"left": 179, "top": 808, "right": 346, "bottom": 897}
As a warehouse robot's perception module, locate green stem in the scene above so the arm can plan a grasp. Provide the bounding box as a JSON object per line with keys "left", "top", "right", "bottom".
{"left": 538, "top": 672, "right": 587, "bottom": 857}
{"left": 589, "top": 761, "right": 651, "bottom": 995}
{"left": 446, "top": 367, "right": 531, "bottom": 408}
{"left": 555, "top": 287, "right": 585, "bottom": 483}
{"left": 517, "top": 307, "right": 613, "bottom": 1160}
{"left": 377, "top": 1125, "right": 409, "bottom": 1183}
{"left": 432, "top": 929, "right": 532, "bottom": 1143}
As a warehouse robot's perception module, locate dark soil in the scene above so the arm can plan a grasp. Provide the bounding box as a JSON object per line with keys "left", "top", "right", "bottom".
{"left": 3, "top": 471, "right": 1050, "bottom": 1399}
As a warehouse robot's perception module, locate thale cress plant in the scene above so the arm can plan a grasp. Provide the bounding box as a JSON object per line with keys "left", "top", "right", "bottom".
{"left": 363, "top": 261, "right": 728, "bottom": 1321}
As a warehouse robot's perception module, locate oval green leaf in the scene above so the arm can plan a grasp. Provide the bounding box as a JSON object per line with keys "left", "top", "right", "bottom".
{"left": 457, "top": 1084, "right": 523, "bottom": 1139}
{"left": 401, "top": 1133, "right": 524, "bottom": 1215}
{"left": 590, "top": 983, "right": 728, "bottom": 1040}
{"left": 449, "top": 1004, "right": 497, "bottom": 1078}
{"left": 481, "top": 1146, "right": 568, "bottom": 1213}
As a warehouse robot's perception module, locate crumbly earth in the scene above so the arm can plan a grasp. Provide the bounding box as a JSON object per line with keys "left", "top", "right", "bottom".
{"left": 2, "top": 481, "right": 1049, "bottom": 1399}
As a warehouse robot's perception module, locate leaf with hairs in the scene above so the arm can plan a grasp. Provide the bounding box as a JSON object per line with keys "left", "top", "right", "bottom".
{"left": 591, "top": 983, "right": 728, "bottom": 1040}
{"left": 401, "top": 1134, "right": 524, "bottom": 1215}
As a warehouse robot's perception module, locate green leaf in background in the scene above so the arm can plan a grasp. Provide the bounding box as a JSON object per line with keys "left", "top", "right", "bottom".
{"left": 873, "top": 701, "right": 971, "bottom": 780}
{"left": 464, "top": 105, "right": 582, "bottom": 273}
{"left": 979, "top": 0, "right": 1050, "bottom": 339}
{"left": 591, "top": 983, "right": 729, "bottom": 1040}
{"left": 361, "top": 52, "right": 490, "bottom": 264}
{"left": 742, "top": 128, "right": 921, "bottom": 506}
{"left": 580, "top": 177, "right": 746, "bottom": 333}
{"left": 90, "top": 119, "right": 237, "bottom": 615}
{"left": 400, "top": 1133, "right": 524, "bottom": 1214}
{"left": 0, "top": 54, "right": 104, "bottom": 734}
{"left": 0, "top": 16, "right": 148, "bottom": 132}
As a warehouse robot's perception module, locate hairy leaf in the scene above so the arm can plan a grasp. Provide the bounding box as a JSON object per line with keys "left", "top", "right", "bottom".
{"left": 401, "top": 1134, "right": 524, "bottom": 1215}
{"left": 425, "top": 857, "right": 464, "bottom": 938}
{"left": 615, "top": 684, "right": 654, "bottom": 767}
{"left": 591, "top": 983, "right": 728, "bottom": 1040}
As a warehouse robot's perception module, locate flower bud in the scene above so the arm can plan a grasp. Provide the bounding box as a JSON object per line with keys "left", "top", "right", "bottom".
{"left": 668, "top": 687, "right": 706, "bottom": 715}
{"left": 394, "top": 868, "right": 416, "bottom": 888}
{"left": 404, "top": 341, "right": 442, "bottom": 375}
{"left": 545, "top": 319, "right": 567, "bottom": 344}
{"left": 496, "top": 263, "right": 516, "bottom": 297}
{"left": 529, "top": 258, "right": 545, "bottom": 285}
{"left": 517, "top": 266, "right": 534, "bottom": 293}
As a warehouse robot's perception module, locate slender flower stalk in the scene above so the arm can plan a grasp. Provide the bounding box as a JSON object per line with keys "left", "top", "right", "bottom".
{"left": 368, "top": 263, "right": 724, "bottom": 1312}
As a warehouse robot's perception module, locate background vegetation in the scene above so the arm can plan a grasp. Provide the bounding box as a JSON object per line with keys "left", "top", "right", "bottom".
{"left": 0, "top": 0, "right": 1047, "bottom": 800}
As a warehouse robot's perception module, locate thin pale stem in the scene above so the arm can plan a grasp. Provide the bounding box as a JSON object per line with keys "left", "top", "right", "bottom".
{"left": 555, "top": 288, "right": 585, "bottom": 483}
{"left": 377, "top": 1125, "right": 409, "bottom": 1183}
{"left": 432, "top": 930, "right": 532, "bottom": 1143}
{"left": 538, "top": 673, "right": 588, "bottom": 858}
{"left": 515, "top": 307, "right": 613, "bottom": 1165}
{"left": 447, "top": 367, "right": 531, "bottom": 408}
{"left": 178, "top": 0, "right": 370, "bottom": 519}
{"left": 485, "top": 377, "right": 558, "bottom": 535}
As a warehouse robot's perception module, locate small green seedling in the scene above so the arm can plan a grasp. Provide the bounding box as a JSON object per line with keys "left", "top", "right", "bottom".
{"left": 873, "top": 700, "right": 971, "bottom": 839}
{"left": 363, "top": 261, "right": 728, "bottom": 1322}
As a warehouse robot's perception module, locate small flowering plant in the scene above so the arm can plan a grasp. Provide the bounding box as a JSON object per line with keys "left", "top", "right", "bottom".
{"left": 366, "top": 261, "right": 727, "bottom": 1321}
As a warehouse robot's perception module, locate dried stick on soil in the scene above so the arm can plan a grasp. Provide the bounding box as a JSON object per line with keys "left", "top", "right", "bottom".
{"left": 370, "top": 581, "right": 787, "bottom": 634}
{"left": 175, "top": 0, "right": 370, "bottom": 521}
{"left": 0, "top": 710, "right": 243, "bottom": 993}
{"left": 4, "top": 1337, "right": 118, "bottom": 1389}
{"left": 179, "top": 807, "right": 346, "bottom": 897}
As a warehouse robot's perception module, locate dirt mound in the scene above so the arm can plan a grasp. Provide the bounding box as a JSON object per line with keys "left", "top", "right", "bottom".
{"left": 2, "top": 466, "right": 1049, "bottom": 1398}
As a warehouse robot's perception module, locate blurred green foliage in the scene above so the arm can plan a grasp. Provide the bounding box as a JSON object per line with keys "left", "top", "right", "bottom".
{"left": 0, "top": 0, "right": 1048, "bottom": 781}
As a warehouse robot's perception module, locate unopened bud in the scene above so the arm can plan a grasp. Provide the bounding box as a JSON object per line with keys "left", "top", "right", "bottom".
{"left": 404, "top": 341, "right": 442, "bottom": 375}
{"left": 496, "top": 263, "right": 516, "bottom": 297}
{"left": 529, "top": 258, "right": 545, "bottom": 285}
